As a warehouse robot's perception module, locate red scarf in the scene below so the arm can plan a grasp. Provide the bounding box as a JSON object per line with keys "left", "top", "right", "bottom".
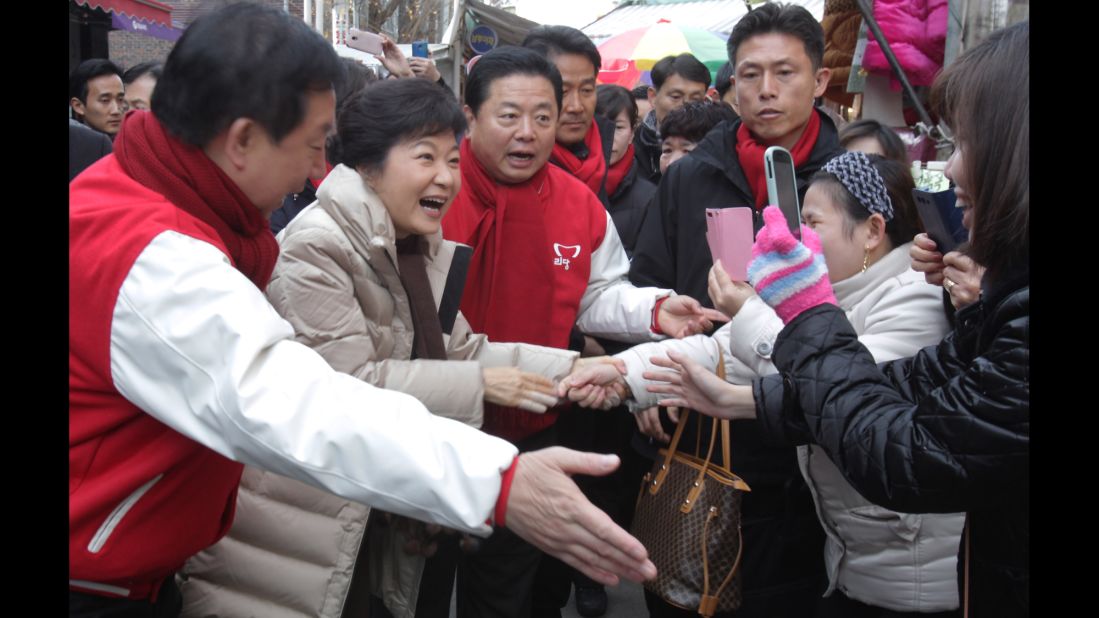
{"left": 550, "top": 120, "right": 607, "bottom": 196}
{"left": 446, "top": 139, "right": 590, "bottom": 442}
{"left": 113, "top": 110, "right": 279, "bottom": 289}
{"left": 735, "top": 110, "right": 821, "bottom": 210}
{"left": 604, "top": 143, "right": 635, "bottom": 197}
{"left": 443, "top": 138, "right": 559, "bottom": 349}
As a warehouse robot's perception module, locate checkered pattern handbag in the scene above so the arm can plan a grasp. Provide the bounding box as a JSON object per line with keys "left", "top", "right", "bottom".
{"left": 630, "top": 352, "right": 751, "bottom": 617}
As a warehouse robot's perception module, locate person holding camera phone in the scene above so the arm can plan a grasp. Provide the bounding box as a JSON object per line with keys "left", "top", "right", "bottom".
{"left": 562, "top": 151, "right": 967, "bottom": 617}
{"left": 629, "top": 22, "right": 1030, "bottom": 618}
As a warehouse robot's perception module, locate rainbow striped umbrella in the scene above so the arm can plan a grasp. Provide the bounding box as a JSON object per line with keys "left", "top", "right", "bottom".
{"left": 597, "top": 20, "right": 728, "bottom": 88}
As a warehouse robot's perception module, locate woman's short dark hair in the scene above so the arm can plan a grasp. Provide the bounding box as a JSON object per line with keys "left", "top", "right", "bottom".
{"left": 811, "top": 155, "right": 923, "bottom": 249}
{"left": 651, "top": 53, "right": 712, "bottom": 90}
{"left": 465, "top": 46, "right": 563, "bottom": 117}
{"left": 839, "top": 119, "right": 908, "bottom": 164}
{"left": 659, "top": 100, "right": 738, "bottom": 143}
{"left": 595, "top": 84, "right": 638, "bottom": 128}
{"left": 333, "top": 78, "right": 466, "bottom": 173}
{"left": 930, "top": 21, "right": 1028, "bottom": 283}
{"left": 727, "top": 2, "right": 825, "bottom": 70}
{"left": 521, "top": 25, "right": 601, "bottom": 76}
{"left": 152, "top": 2, "right": 343, "bottom": 147}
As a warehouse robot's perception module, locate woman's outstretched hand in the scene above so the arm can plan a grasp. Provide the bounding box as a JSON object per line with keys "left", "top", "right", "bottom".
{"left": 643, "top": 350, "right": 756, "bottom": 420}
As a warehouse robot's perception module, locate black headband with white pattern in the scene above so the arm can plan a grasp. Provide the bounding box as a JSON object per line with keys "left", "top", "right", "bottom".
{"left": 822, "top": 151, "right": 894, "bottom": 221}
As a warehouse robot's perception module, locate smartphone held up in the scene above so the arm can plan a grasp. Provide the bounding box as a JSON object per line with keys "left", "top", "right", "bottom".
{"left": 347, "top": 28, "right": 384, "bottom": 56}
{"left": 764, "top": 146, "right": 803, "bottom": 240}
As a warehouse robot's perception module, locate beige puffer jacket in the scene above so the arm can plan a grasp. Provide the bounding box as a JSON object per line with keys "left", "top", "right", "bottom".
{"left": 178, "top": 164, "right": 578, "bottom": 618}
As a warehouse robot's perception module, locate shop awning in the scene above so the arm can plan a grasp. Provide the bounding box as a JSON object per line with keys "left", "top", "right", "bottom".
{"left": 110, "top": 12, "right": 180, "bottom": 42}
{"left": 73, "top": 0, "right": 173, "bottom": 28}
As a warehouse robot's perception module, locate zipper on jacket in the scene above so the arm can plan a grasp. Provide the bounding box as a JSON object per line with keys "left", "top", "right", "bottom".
{"left": 87, "top": 473, "right": 163, "bottom": 554}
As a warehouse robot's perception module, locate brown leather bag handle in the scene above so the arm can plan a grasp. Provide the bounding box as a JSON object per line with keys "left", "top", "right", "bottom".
{"left": 698, "top": 505, "right": 743, "bottom": 618}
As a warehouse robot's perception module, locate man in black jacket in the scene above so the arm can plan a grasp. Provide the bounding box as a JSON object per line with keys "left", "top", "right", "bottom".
{"left": 628, "top": 4, "right": 844, "bottom": 617}
{"left": 633, "top": 53, "right": 711, "bottom": 185}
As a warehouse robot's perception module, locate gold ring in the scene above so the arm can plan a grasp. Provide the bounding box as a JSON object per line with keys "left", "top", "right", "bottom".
{"left": 944, "top": 279, "right": 956, "bottom": 291}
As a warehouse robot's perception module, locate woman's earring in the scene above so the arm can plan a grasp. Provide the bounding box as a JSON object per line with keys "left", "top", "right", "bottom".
{"left": 862, "top": 246, "right": 870, "bottom": 273}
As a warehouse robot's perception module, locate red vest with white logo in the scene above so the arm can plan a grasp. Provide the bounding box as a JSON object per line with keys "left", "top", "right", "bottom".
{"left": 69, "top": 156, "right": 244, "bottom": 600}
{"left": 445, "top": 165, "right": 607, "bottom": 442}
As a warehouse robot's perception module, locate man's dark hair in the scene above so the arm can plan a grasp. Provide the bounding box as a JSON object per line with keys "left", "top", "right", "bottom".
{"left": 465, "top": 46, "right": 563, "bottom": 117}
{"left": 122, "top": 61, "right": 163, "bottom": 86}
{"left": 659, "top": 100, "right": 737, "bottom": 143}
{"left": 839, "top": 119, "right": 908, "bottom": 163}
{"left": 331, "top": 78, "right": 466, "bottom": 173}
{"left": 727, "top": 2, "right": 825, "bottom": 70}
{"left": 651, "top": 53, "right": 711, "bottom": 91}
{"left": 521, "top": 25, "right": 601, "bottom": 76}
{"left": 595, "top": 84, "right": 638, "bottom": 129}
{"left": 715, "top": 61, "right": 734, "bottom": 99}
{"left": 811, "top": 154, "right": 922, "bottom": 247}
{"left": 152, "top": 2, "right": 343, "bottom": 147}
{"left": 69, "top": 58, "right": 123, "bottom": 103}
{"left": 336, "top": 58, "right": 378, "bottom": 113}
{"left": 630, "top": 85, "right": 649, "bottom": 100}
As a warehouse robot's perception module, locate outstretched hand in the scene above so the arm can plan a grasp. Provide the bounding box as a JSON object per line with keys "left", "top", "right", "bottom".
{"left": 657, "top": 295, "right": 729, "bottom": 338}
{"left": 507, "top": 448, "right": 658, "bottom": 585}
{"left": 642, "top": 350, "right": 756, "bottom": 420}
{"left": 557, "top": 357, "right": 628, "bottom": 410}
{"left": 483, "top": 367, "right": 558, "bottom": 413}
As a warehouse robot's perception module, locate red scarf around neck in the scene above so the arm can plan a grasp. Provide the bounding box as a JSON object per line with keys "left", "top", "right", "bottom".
{"left": 113, "top": 110, "right": 279, "bottom": 289}
{"left": 604, "top": 143, "right": 635, "bottom": 197}
{"left": 735, "top": 110, "right": 821, "bottom": 210}
{"left": 443, "top": 138, "right": 559, "bottom": 350}
{"left": 550, "top": 120, "right": 607, "bottom": 196}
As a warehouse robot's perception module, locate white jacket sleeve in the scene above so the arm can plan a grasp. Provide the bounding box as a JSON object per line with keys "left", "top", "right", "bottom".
{"left": 109, "top": 231, "right": 517, "bottom": 536}
{"left": 723, "top": 296, "right": 784, "bottom": 377}
{"left": 575, "top": 212, "right": 672, "bottom": 343}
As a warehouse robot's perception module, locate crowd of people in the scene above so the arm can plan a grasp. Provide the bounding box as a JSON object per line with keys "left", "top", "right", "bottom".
{"left": 69, "top": 2, "right": 1028, "bottom": 618}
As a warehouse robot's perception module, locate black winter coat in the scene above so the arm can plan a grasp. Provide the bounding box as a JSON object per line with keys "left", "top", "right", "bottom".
{"left": 632, "top": 111, "right": 662, "bottom": 185}
{"left": 606, "top": 163, "right": 656, "bottom": 258}
{"left": 755, "top": 270, "right": 1030, "bottom": 618}
{"left": 628, "top": 109, "right": 844, "bottom": 306}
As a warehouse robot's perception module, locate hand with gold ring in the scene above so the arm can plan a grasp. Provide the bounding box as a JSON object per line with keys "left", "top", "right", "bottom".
{"left": 942, "top": 251, "right": 985, "bottom": 310}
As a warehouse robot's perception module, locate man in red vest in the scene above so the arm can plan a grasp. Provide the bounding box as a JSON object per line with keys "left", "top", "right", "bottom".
{"left": 443, "top": 46, "right": 723, "bottom": 618}
{"left": 68, "top": 6, "right": 656, "bottom": 617}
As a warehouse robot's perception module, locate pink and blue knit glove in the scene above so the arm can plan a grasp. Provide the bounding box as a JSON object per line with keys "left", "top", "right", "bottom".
{"left": 747, "top": 205, "right": 837, "bottom": 324}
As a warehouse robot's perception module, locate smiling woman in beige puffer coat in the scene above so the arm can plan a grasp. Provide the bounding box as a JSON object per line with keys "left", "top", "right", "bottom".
{"left": 176, "top": 78, "right": 617, "bottom": 618}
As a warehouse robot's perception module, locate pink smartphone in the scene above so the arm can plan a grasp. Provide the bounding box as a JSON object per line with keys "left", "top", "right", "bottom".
{"left": 705, "top": 208, "right": 754, "bottom": 281}
{"left": 347, "top": 28, "right": 384, "bottom": 55}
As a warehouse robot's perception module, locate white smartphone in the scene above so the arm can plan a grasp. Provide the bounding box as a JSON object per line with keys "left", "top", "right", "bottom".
{"left": 347, "top": 28, "right": 384, "bottom": 55}
{"left": 764, "top": 146, "right": 803, "bottom": 240}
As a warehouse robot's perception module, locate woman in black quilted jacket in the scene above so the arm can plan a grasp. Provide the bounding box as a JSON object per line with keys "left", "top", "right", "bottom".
{"left": 643, "top": 21, "right": 1028, "bottom": 618}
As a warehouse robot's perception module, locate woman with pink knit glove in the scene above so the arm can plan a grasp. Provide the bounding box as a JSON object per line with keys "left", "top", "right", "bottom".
{"left": 747, "top": 205, "right": 837, "bottom": 324}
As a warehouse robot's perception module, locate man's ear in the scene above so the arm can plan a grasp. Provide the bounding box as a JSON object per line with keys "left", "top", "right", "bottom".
{"left": 222, "top": 118, "right": 261, "bottom": 171}
{"left": 647, "top": 86, "right": 657, "bottom": 103}
{"left": 70, "top": 98, "right": 86, "bottom": 119}
{"left": 813, "top": 67, "right": 832, "bottom": 98}
{"left": 463, "top": 105, "right": 477, "bottom": 132}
